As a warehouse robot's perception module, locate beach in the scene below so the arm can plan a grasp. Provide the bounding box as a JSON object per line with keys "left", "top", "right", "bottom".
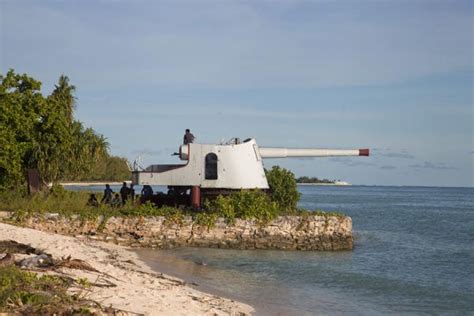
{"left": 0, "top": 222, "right": 254, "bottom": 315}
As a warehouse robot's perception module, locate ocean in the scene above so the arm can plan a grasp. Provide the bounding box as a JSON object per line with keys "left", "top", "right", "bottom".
{"left": 132, "top": 185, "right": 474, "bottom": 315}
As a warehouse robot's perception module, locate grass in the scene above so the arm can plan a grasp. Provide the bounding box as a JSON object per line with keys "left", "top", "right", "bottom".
{"left": 0, "top": 265, "right": 107, "bottom": 315}
{"left": 0, "top": 189, "right": 184, "bottom": 222}
{"left": 0, "top": 188, "right": 346, "bottom": 229}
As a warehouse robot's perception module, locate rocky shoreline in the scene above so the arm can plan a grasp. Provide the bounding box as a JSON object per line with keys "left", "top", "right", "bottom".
{"left": 17, "top": 214, "right": 353, "bottom": 251}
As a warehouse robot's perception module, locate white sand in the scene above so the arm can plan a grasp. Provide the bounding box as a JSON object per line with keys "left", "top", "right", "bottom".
{"left": 0, "top": 222, "right": 254, "bottom": 315}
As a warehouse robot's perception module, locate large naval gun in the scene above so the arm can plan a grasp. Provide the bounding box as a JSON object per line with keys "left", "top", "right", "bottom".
{"left": 132, "top": 138, "right": 369, "bottom": 208}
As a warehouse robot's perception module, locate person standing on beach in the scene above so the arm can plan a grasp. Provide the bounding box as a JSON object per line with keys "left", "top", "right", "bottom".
{"left": 129, "top": 184, "right": 135, "bottom": 201}
{"left": 101, "top": 184, "right": 114, "bottom": 204}
{"left": 183, "top": 129, "right": 195, "bottom": 145}
{"left": 120, "top": 182, "right": 130, "bottom": 205}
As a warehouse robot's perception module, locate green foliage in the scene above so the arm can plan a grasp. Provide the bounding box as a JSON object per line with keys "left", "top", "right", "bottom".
{"left": 206, "top": 190, "right": 279, "bottom": 225}
{"left": 0, "top": 265, "right": 114, "bottom": 314}
{"left": 231, "top": 190, "right": 278, "bottom": 222}
{"left": 50, "top": 74, "right": 76, "bottom": 122}
{"left": 0, "top": 265, "right": 69, "bottom": 314}
{"left": 265, "top": 166, "right": 301, "bottom": 213}
{"left": 101, "top": 156, "right": 130, "bottom": 181}
{"left": 65, "top": 122, "right": 109, "bottom": 181}
{"left": 195, "top": 212, "right": 218, "bottom": 230}
{"left": 162, "top": 207, "right": 185, "bottom": 227}
{"left": 49, "top": 183, "right": 68, "bottom": 198}
{"left": 0, "top": 190, "right": 188, "bottom": 229}
{"left": 0, "top": 188, "right": 345, "bottom": 233}
{"left": 75, "top": 278, "right": 92, "bottom": 289}
{"left": 75, "top": 155, "right": 130, "bottom": 182}
{"left": 207, "top": 195, "right": 236, "bottom": 224}
{"left": 0, "top": 70, "right": 43, "bottom": 190}
{"left": 0, "top": 190, "right": 105, "bottom": 224}
{"left": 2, "top": 188, "right": 279, "bottom": 228}
{"left": 0, "top": 69, "right": 111, "bottom": 190}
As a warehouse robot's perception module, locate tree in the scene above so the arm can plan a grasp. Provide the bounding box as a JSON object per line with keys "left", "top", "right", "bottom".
{"left": 102, "top": 156, "right": 130, "bottom": 181}
{"left": 0, "top": 70, "right": 44, "bottom": 190}
{"left": 0, "top": 70, "right": 113, "bottom": 190}
{"left": 33, "top": 96, "right": 74, "bottom": 184}
{"left": 50, "top": 75, "right": 76, "bottom": 122}
{"left": 265, "top": 166, "right": 301, "bottom": 213}
{"left": 66, "top": 122, "right": 109, "bottom": 180}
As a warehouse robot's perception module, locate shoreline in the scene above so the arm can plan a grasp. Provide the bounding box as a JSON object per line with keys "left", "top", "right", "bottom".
{"left": 0, "top": 222, "right": 254, "bottom": 315}
{"left": 135, "top": 248, "right": 302, "bottom": 316}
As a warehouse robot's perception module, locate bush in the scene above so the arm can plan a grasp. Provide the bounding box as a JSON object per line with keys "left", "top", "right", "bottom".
{"left": 0, "top": 265, "right": 98, "bottom": 314}
{"left": 207, "top": 190, "right": 279, "bottom": 224}
{"left": 207, "top": 195, "right": 236, "bottom": 224}
{"left": 195, "top": 212, "right": 218, "bottom": 230}
{"left": 0, "top": 174, "right": 301, "bottom": 229}
{"left": 0, "top": 265, "right": 125, "bottom": 314}
{"left": 49, "top": 184, "right": 68, "bottom": 198}
{"left": 265, "top": 166, "right": 301, "bottom": 213}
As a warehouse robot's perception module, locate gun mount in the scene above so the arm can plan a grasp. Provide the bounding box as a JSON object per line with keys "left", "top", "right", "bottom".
{"left": 132, "top": 138, "right": 369, "bottom": 208}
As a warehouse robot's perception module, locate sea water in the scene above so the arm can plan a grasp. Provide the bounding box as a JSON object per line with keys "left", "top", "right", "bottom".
{"left": 133, "top": 186, "right": 474, "bottom": 315}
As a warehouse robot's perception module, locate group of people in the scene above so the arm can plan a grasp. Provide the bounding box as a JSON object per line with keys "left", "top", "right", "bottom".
{"left": 87, "top": 182, "right": 136, "bottom": 208}
{"left": 86, "top": 128, "right": 195, "bottom": 208}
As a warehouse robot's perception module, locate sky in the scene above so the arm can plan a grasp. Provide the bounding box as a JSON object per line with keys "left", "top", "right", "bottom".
{"left": 1, "top": 0, "right": 473, "bottom": 187}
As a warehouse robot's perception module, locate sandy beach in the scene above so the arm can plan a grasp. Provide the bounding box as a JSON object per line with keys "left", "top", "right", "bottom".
{"left": 0, "top": 222, "right": 254, "bottom": 315}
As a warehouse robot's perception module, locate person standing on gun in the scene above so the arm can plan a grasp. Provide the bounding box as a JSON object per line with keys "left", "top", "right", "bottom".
{"left": 183, "top": 129, "right": 195, "bottom": 145}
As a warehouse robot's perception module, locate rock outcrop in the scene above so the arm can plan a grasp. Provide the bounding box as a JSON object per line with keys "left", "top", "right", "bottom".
{"left": 21, "top": 214, "right": 353, "bottom": 251}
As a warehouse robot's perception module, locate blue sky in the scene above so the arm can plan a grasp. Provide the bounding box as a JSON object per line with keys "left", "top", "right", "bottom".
{"left": 1, "top": 0, "right": 472, "bottom": 186}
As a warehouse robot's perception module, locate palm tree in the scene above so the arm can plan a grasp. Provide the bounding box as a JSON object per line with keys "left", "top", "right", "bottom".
{"left": 51, "top": 75, "right": 76, "bottom": 122}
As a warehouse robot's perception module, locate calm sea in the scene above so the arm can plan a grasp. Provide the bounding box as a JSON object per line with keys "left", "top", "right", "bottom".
{"left": 131, "top": 185, "right": 474, "bottom": 315}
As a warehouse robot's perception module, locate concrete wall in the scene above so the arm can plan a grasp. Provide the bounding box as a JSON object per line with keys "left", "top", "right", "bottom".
{"left": 24, "top": 214, "right": 353, "bottom": 251}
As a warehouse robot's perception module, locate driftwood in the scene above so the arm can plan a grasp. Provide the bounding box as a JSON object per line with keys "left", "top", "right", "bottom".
{"left": 88, "top": 277, "right": 117, "bottom": 288}
{"left": 54, "top": 255, "right": 120, "bottom": 281}
{"left": 0, "top": 240, "right": 123, "bottom": 288}
{"left": 55, "top": 255, "right": 101, "bottom": 273}
{"left": 0, "top": 240, "right": 41, "bottom": 255}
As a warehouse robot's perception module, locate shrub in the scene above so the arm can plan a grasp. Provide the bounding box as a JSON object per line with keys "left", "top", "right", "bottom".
{"left": 207, "top": 190, "right": 279, "bottom": 224}
{"left": 195, "top": 212, "right": 218, "bottom": 230}
{"left": 265, "top": 166, "right": 301, "bottom": 213}
{"left": 207, "top": 195, "right": 236, "bottom": 224}
{"left": 48, "top": 184, "right": 67, "bottom": 198}
{"left": 0, "top": 265, "right": 96, "bottom": 314}
{"left": 0, "top": 265, "right": 126, "bottom": 314}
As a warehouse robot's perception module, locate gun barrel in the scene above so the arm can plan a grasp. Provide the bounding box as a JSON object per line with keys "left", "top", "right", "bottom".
{"left": 259, "top": 148, "right": 369, "bottom": 158}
